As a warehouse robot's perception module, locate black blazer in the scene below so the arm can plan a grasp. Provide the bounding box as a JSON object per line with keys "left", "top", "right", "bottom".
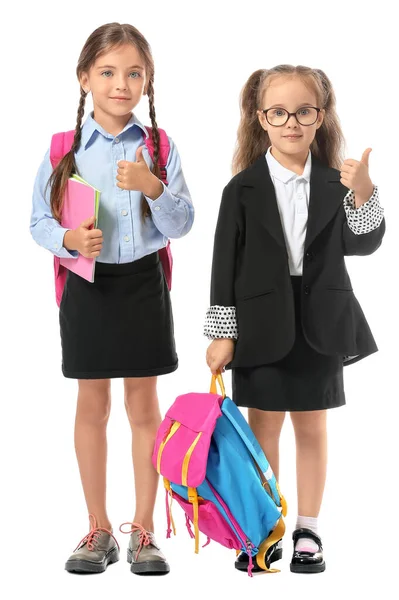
{"left": 210, "top": 153, "right": 386, "bottom": 368}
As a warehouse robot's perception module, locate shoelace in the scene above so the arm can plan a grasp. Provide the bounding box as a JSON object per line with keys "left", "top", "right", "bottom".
{"left": 119, "top": 522, "right": 152, "bottom": 561}
{"left": 74, "top": 513, "right": 120, "bottom": 552}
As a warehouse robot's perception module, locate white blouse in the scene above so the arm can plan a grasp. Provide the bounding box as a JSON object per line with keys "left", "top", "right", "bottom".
{"left": 204, "top": 150, "right": 384, "bottom": 340}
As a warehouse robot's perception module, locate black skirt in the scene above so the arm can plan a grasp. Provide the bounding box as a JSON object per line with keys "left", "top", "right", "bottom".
{"left": 59, "top": 252, "right": 178, "bottom": 379}
{"left": 232, "top": 276, "right": 345, "bottom": 412}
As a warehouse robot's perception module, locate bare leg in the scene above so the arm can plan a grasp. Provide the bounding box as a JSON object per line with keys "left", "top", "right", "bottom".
{"left": 248, "top": 409, "right": 286, "bottom": 479}
{"left": 74, "top": 379, "right": 112, "bottom": 529}
{"left": 290, "top": 410, "right": 327, "bottom": 516}
{"left": 124, "top": 377, "right": 161, "bottom": 532}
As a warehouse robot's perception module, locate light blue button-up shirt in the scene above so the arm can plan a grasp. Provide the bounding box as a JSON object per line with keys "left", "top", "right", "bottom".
{"left": 30, "top": 112, "right": 194, "bottom": 263}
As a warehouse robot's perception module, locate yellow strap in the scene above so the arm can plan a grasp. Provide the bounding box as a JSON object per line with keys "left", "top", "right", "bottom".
{"left": 163, "top": 478, "right": 176, "bottom": 536}
{"left": 210, "top": 372, "right": 226, "bottom": 398}
{"left": 188, "top": 487, "right": 199, "bottom": 553}
{"left": 156, "top": 421, "right": 181, "bottom": 474}
{"left": 276, "top": 482, "right": 288, "bottom": 517}
{"left": 182, "top": 432, "right": 203, "bottom": 486}
{"left": 256, "top": 517, "right": 286, "bottom": 573}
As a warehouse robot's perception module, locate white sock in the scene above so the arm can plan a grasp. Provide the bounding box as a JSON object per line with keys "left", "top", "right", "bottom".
{"left": 295, "top": 515, "right": 319, "bottom": 553}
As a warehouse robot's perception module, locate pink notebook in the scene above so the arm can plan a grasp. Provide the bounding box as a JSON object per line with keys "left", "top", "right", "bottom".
{"left": 60, "top": 175, "right": 101, "bottom": 283}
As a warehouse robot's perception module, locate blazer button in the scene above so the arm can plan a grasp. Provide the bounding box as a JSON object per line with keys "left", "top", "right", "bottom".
{"left": 304, "top": 285, "right": 310, "bottom": 295}
{"left": 305, "top": 251, "right": 313, "bottom": 262}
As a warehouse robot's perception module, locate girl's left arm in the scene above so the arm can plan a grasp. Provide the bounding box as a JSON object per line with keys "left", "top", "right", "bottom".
{"left": 342, "top": 185, "right": 386, "bottom": 255}
{"left": 143, "top": 137, "right": 194, "bottom": 238}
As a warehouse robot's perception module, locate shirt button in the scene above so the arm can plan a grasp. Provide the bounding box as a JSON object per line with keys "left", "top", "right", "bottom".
{"left": 124, "top": 235, "right": 130, "bottom": 242}
{"left": 121, "top": 210, "right": 128, "bottom": 216}
{"left": 304, "top": 285, "right": 310, "bottom": 295}
{"left": 154, "top": 206, "right": 161, "bottom": 211}
{"left": 114, "top": 137, "right": 120, "bottom": 143}
{"left": 54, "top": 243, "right": 58, "bottom": 249}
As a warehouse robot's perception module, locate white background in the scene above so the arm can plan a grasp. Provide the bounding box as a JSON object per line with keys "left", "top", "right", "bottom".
{"left": 1, "top": 0, "right": 398, "bottom": 598}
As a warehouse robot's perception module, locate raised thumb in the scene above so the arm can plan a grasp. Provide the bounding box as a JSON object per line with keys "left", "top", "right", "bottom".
{"left": 136, "top": 145, "right": 145, "bottom": 162}
{"left": 361, "top": 147, "right": 372, "bottom": 167}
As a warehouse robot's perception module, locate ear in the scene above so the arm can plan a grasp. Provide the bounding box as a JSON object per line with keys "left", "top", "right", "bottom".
{"left": 257, "top": 110, "right": 268, "bottom": 132}
{"left": 316, "top": 108, "right": 325, "bottom": 130}
{"left": 79, "top": 72, "right": 90, "bottom": 94}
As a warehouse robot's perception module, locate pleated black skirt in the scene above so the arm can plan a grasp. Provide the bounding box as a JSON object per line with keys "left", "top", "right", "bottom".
{"left": 59, "top": 252, "right": 178, "bottom": 379}
{"left": 232, "top": 276, "right": 345, "bottom": 412}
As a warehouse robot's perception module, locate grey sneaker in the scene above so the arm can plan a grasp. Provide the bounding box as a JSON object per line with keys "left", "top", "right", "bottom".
{"left": 65, "top": 514, "right": 120, "bottom": 574}
{"left": 119, "top": 522, "right": 170, "bottom": 575}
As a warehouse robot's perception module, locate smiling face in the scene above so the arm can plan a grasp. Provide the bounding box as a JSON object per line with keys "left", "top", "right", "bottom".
{"left": 79, "top": 43, "right": 147, "bottom": 126}
{"left": 257, "top": 75, "right": 324, "bottom": 161}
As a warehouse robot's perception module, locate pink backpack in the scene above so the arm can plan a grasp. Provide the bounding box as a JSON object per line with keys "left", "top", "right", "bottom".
{"left": 152, "top": 374, "right": 287, "bottom": 575}
{"left": 49, "top": 127, "right": 173, "bottom": 307}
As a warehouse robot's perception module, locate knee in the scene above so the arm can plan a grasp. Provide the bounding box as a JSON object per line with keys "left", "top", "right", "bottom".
{"left": 76, "top": 381, "right": 111, "bottom": 425}
{"left": 124, "top": 393, "right": 161, "bottom": 429}
{"left": 292, "top": 412, "right": 326, "bottom": 442}
{"left": 249, "top": 410, "right": 286, "bottom": 442}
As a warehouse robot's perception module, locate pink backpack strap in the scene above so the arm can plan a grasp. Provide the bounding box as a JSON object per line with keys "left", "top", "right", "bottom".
{"left": 145, "top": 127, "right": 170, "bottom": 184}
{"left": 144, "top": 126, "right": 173, "bottom": 292}
{"left": 50, "top": 130, "right": 75, "bottom": 168}
{"left": 49, "top": 130, "right": 74, "bottom": 307}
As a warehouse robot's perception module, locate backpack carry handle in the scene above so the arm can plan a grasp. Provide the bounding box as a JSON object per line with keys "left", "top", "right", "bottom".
{"left": 210, "top": 373, "right": 226, "bottom": 398}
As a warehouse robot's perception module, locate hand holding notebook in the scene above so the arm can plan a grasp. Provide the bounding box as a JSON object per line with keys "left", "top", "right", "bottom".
{"left": 60, "top": 175, "right": 101, "bottom": 283}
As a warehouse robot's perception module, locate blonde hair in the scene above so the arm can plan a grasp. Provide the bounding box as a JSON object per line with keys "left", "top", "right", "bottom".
{"left": 232, "top": 65, "right": 346, "bottom": 175}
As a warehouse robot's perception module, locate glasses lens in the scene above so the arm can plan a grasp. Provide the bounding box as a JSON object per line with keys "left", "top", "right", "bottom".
{"left": 266, "top": 108, "right": 288, "bottom": 126}
{"left": 296, "top": 107, "right": 318, "bottom": 125}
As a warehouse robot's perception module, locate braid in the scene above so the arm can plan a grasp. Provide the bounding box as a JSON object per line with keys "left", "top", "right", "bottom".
{"left": 72, "top": 88, "right": 87, "bottom": 153}
{"left": 137, "top": 78, "right": 161, "bottom": 219}
{"left": 48, "top": 89, "right": 87, "bottom": 222}
{"left": 147, "top": 79, "right": 161, "bottom": 179}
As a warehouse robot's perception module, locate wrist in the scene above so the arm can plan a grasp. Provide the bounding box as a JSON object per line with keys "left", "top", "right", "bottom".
{"left": 142, "top": 173, "right": 163, "bottom": 200}
{"left": 63, "top": 229, "right": 77, "bottom": 251}
{"left": 354, "top": 183, "right": 374, "bottom": 208}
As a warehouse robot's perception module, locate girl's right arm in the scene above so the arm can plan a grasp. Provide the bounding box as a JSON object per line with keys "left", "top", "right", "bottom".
{"left": 30, "top": 150, "right": 78, "bottom": 259}
{"left": 204, "top": 182, "right": 240, "bottom": 374}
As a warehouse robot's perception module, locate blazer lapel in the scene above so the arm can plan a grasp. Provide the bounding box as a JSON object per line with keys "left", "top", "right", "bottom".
{"left": 240, "top": 155, "right": 286, "bottom": 250}
{"left": 305, "top": 155, "right": 344, "bottom": 251}
{"left": 240, "top": 153, "right": 345, "bottom": 253}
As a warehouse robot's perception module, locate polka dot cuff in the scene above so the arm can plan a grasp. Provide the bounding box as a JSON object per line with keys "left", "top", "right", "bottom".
{"left": 204, "top": 305, "right": 238, "bottom": 340}
{"left": 343, "top": 185, "right": 383, "bottom": 235}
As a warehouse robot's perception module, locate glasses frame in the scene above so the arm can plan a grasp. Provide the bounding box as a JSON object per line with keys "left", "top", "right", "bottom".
{"left": 261, "top": 106, "right": 321, "bottom": 127}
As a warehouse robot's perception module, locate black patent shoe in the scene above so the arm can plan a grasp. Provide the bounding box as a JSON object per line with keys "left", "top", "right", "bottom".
{"left": 290, "top": 528, "right": 326, "bottom": 573}
{"left": 235, "top": 539, "right": 283, "bottom": 573}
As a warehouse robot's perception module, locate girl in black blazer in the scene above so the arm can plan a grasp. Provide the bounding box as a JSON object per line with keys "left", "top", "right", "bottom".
{"left": 204, "top": 65, "right": 385, "bottom": 574}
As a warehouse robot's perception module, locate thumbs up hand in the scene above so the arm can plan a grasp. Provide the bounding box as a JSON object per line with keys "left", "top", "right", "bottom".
{"left": 340, "top": 148, "right": 374, "bottom": 208}
{"left": 116, "top": 146, "right": 163, "bottom": 199}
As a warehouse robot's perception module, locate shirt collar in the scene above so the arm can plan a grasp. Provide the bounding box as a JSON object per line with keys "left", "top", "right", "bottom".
{"left": 80, "top": 111, "right": 149, "bottom": 149}
{"left": 266, "top": 146, "right": 312, "bottom": 183}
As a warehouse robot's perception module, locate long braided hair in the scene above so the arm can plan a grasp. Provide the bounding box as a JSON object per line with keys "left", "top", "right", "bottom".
{"left": 48, "top": 22, "right": 161, "bottom": 222}
{"left": 232, "top": 65, "right": 346, "bottom": 175}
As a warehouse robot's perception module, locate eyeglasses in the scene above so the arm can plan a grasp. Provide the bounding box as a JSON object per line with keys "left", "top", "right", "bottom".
{"left": 261, "top": 106, "right": 321, "bottom": 127}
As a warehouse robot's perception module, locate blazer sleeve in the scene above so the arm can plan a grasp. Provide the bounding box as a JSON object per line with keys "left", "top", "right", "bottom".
{"left": 342, "top": 186, "right": 386, "bottom": 256}
{"left": 204, "top": 183, "right": 240, "bottom": 340}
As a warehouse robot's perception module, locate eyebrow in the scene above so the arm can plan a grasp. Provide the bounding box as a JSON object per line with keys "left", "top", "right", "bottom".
{"left": 268, "top": 102, "right": 315, "bottom": 109}
{"left": 96, "top": 65, "right": 145, "bottom": 70}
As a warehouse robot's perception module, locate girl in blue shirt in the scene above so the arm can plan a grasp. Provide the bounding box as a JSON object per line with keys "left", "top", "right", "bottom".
{"left": 30, "top": 22, "right": 194, "bottom": 576}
